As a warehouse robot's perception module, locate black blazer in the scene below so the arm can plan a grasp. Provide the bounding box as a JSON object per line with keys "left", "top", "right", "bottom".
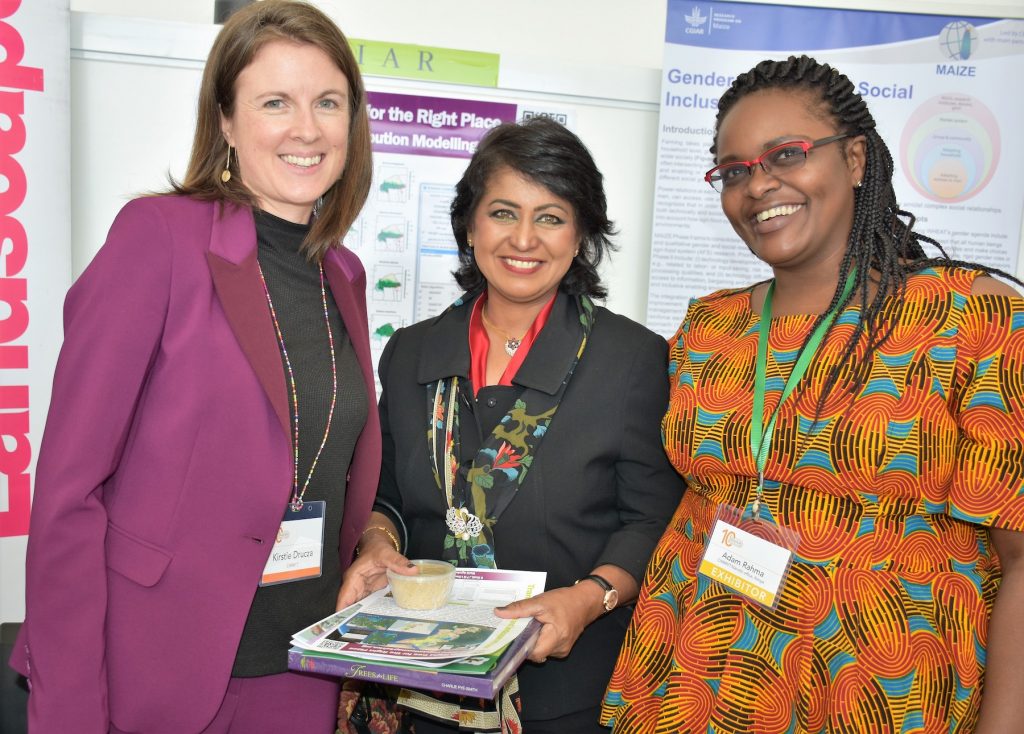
{"left": 375, "top": 290, "right": 685, "bottom": 721}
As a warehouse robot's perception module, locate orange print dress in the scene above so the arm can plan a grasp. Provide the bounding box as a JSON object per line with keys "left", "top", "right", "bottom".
{"left": 601, "top": 267, "right": 1024, "bottom": 733}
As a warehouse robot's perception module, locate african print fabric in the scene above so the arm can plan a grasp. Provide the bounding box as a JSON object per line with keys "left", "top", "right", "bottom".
{"left": 601, "top": 267, "right": 1024, "bottom": 734}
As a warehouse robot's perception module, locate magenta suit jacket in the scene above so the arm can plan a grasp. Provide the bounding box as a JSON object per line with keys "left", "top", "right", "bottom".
{"left": 9, "top": 196, "right": 382, "bottom": 733}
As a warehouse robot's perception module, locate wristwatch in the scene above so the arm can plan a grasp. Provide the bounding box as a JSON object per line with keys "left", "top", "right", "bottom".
{"left": 576, "top": 573, "right": 619, "bottom": 612}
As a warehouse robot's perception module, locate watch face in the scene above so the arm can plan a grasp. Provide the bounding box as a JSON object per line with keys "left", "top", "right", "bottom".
{"left": 604, "top": 588, "right": 619, "bottom": 611}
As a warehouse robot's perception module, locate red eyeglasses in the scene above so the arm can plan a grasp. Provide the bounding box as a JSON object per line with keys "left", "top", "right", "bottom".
{"left": 704, "top": 134, "right": 848, "bottom": 193}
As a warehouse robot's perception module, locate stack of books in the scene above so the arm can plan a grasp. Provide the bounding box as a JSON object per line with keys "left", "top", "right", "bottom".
{"left": 288, "top": 568, "right": 546, "bottom": 699}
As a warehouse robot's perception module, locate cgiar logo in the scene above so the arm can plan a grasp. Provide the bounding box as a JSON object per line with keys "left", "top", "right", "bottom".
{"left": 683, "top": 5, "right": 709, "bottom": 35}
{"left": 939, "top": 21, "right": 979, "bottom": 61}
{"left": 685, "top": 6, "right": 708, "bottom": 27}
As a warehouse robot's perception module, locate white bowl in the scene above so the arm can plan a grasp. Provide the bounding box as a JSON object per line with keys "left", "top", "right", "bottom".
{"left": 386, "top": 560, "right": 456, "bottom": 610}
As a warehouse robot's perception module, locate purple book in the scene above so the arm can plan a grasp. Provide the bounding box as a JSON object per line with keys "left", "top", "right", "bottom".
{"left": 288, "top": 619, "right": 541, "bottom": 699}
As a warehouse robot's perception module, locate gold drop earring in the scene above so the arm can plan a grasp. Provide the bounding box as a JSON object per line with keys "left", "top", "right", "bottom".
{"left": 221, "top": 146, "right": 233, "bottom": 183}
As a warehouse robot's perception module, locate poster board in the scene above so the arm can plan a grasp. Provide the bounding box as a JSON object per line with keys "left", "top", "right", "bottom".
{"left": 69, "top": 13, "right": 661, "bottom": 324}
{"left": 646, "top": 0, "right": 1024, "bottom": 336}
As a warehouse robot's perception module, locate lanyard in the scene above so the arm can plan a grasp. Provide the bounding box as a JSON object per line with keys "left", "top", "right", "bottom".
{"left": 258, "top": 260, "right": 338, "bottom": 511}
{"left": 750, "top": 273, "right": 855, "bottom": 512}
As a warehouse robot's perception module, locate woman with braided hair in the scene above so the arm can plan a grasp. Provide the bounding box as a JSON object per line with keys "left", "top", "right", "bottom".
{"left": 601, "top": 55, "right": 1024, "bottom": 733}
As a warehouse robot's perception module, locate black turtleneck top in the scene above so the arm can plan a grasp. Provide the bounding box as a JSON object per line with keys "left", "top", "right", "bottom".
{"left": 231, "top": 210, "right": 367, "bottom": 677}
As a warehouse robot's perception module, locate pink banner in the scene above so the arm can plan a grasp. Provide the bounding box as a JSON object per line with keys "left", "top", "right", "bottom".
{"left": 0, "top": 0, "right": 71, "bottom": 624}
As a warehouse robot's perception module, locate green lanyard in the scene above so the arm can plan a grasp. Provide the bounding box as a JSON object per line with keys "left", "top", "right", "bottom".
{"left": 750, "top": 273, "right": 855, "bottom": 513}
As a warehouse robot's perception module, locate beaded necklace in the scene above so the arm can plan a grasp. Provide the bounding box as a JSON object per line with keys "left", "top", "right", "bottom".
{"left": 257, "top": 260, "right": 338, "bottom": 511}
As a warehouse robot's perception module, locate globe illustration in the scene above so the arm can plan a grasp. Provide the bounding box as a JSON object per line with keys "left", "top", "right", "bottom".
{"left": 939, "top": 21, "right": 978, "bottom": 61}
{"left": 900, "top": 94, "right": 999, "bottom": 203}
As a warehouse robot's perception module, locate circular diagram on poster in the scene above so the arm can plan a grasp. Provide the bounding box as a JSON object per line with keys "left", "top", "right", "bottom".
{"left": 899, "top": 93, "right": 1000, "bottom": 203}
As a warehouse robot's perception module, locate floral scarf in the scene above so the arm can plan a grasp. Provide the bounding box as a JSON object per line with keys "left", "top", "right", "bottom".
{"left": 427, "top": 292, "right": 594, "bottom": 567}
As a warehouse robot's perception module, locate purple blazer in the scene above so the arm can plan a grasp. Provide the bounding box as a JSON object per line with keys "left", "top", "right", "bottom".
{"left": 9, "top": 197, "right": 381, "bottom": 733}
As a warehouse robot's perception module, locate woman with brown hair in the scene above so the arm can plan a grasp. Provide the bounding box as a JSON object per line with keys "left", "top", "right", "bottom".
{"left": 10, "top": 3, "right": 379, "bottom": 732}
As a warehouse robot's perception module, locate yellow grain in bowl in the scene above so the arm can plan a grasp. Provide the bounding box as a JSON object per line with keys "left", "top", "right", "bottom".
{"left": 387, "top": 559, "right": 456, "bottom": 610}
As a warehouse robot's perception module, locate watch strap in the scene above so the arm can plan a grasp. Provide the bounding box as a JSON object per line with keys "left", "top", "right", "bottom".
{"left": 576, "top": 573, "right": 617, "bottom": 611}
{"left": 579, "top": 573, "right": 612, "bottom": 592}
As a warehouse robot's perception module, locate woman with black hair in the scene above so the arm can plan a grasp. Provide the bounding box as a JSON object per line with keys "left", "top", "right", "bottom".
{"left": 338, "top": 117, "right": 684, "bottom": 733}
{"left": 602, "top": 55, "right": 1024, "bottom": 733}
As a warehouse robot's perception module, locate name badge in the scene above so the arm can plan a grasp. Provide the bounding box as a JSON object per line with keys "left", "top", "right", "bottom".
{"left": 698, "top": 503, "right": 799, "bottom": 609}
{"left": 260, "top": 500, "right": 326, "bottom": 587}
